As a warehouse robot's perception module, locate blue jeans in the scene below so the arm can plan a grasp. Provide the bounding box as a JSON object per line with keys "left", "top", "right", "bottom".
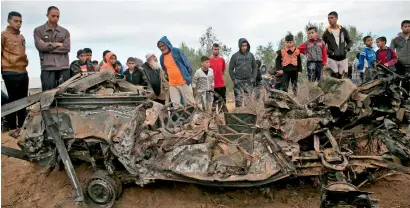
{"left": 307, "top": 61, "right": 323, "bottom": 82}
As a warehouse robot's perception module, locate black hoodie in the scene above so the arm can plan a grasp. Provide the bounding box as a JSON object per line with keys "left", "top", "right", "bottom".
{"left": 229, "top": 38, "right": 257, "bottom": 83}
{"left": 322, "top": 25, "right": 352, "bottom": 61}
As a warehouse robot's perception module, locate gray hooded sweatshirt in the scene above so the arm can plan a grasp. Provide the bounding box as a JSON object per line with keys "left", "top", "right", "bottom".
{"left": 229, "top": 38, "right": 257, "bottom": 83}
{"left": 391, "top": 32, "right": 410, "bottom": 66}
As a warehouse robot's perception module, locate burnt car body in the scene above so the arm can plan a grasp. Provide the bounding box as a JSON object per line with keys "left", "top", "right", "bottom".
{"left": 2, "top": 64, "right": 410, "bottom": 208}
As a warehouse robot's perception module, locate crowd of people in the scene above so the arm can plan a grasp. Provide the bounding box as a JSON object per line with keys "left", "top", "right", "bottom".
{"left": 2, "top": 6, "right": 410, "bottom": 136}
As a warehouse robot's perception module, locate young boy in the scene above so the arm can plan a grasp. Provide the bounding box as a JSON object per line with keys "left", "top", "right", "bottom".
{"left": 70, "top": 49, "right": 94, "bottom": 76}
{"left": 275, "top": 34, "right": 302, "bottom": 96}
{"left": 84, "top": 48, "right": 92, "bottom": 63}
{"left": 92, "top": 60, "right": 99, "bottom": 69}
{"left": 351, "top": 53, "right": 363, "bottom": 84}
{"left": 210, "top": 43, "right": 227, "bottom": 103}
{"left": 298, "top": 27, "right": 327, "bottom": 82}
{"left": 255, "top": 60, "right": 262, "bottom": 87}
{"left": 376, "top": 36, "right": 398, "bottom": 71}
{"left": 358, "top": 36, "right": 376, "bottom": 82}
{"left": 260, "top": 64, "right": 272, "bottom": 87}
{"left": 123, "top": 57, "right": 147, "bottom": 86}
{"left": 192, "top": 56, "right": 214, "bottom": 112}
{"left": 2, "top": 11, "right": 29, "bottom": 133}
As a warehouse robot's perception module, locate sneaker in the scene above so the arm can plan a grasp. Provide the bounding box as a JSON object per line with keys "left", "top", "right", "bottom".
{"left": 8, "top": 128, "right": 21, "bottom": 138}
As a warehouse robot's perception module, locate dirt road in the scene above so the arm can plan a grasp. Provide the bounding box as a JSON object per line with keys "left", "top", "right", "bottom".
{"left": 2, "top": 132, "right": 410, "bottom": 208}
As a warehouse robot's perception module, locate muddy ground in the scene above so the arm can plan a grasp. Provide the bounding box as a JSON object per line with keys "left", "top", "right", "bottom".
{"left": 2, "top": 132, "right": 410, "bottom": 208}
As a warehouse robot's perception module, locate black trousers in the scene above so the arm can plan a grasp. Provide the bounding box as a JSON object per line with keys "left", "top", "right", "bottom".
{"left": 396, "top": 63, "right": 410, "bottom": 76}
{"left": 41, "top": 69, "right": 71, "bottom": 91}
{"left": 214, "top": 86, "right": 226, "bottom": 103}
{"left": 282, "top": 70, "right": 298, "bottom": 95}
{"left": 2, "top": 73, "right": 29, "bottom": 128}
{"left": 396, "top": 63, "right": 410, "bottom": 92}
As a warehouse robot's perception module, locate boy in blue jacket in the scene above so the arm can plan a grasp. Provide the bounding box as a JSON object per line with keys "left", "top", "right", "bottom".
{"left": 358, "top": 36, "right": 376, "bottom": 82}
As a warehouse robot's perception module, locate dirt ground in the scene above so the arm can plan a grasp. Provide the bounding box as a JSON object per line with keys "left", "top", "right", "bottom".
{"left": 2, "top": 92, "right": 410, "bottom": 208}
{"left": 2, "top": 132, "right": 410, "bottom": 208}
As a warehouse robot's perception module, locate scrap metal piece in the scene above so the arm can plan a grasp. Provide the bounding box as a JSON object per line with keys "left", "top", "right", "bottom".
{"left": 66, "top": 70, "right": 114, "bottom": 93}
{"left": 1, "top": 146, "right": 29, "bottom": 161}
{"left": 318, "top": 76, "right": 357, "bottom": 109}
{"left": 265, "top": 88, "right": 302, "bottom": 108}
{"left": 1, "top": 73, "right": 84, "bottom": 117}
{"left": 319, "top": 153, "right": 348, "bottom": 171}
{"left": 40, "top": 90, "right": 84, "bottom": 204}
{"left": 55, "top": 93, "right": 147, "bottom": 106}
{"left": 320, "top": 182, "right": 379, "bottom": 208}
{"left": 1, "top": 91, "right": 43, "bottom": 117}
{"left": 282, "top": 118, "right": 321, "bottom": 142}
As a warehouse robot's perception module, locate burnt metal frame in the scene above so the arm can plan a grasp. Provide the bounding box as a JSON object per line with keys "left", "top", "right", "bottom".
{"left": 55, "top": 94, "right": 147, "bottom": 106}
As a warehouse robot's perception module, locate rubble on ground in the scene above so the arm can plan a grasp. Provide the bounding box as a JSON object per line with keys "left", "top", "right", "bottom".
{"left": 263, "top": 62, "right": 410, "bottom": 164}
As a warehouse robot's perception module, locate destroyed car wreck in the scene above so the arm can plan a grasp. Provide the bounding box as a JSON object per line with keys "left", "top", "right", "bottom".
{"left": 1, "top": 63, "right": 410, "bottom": 208}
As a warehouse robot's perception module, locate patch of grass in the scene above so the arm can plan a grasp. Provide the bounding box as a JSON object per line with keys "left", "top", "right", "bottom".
{"left": 231, "top": 72, "right": 324, "bottom": 125}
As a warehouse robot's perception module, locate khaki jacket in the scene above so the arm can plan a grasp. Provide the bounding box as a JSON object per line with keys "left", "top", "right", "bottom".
{"left": 1, "top": 26, "right": 28, "bottom": 73}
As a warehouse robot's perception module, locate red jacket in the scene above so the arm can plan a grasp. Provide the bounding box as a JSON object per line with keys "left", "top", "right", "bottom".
{"left": 209, "top": 56, "right": 226, "bottom": 88}
{"left": 376, "top": 47, "right": 398, "bottom": 67}
{"left": 298, "top": 39, "right": 327, "bottom": 66}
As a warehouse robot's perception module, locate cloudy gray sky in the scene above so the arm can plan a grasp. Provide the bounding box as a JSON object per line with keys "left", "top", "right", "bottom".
{"left": 1, "top": 0, "right": 409, "bottom": 88}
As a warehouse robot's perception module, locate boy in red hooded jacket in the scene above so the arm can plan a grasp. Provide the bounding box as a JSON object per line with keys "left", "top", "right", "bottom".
{"left": 298, "top": 26, "right": 327, "bottom": 82}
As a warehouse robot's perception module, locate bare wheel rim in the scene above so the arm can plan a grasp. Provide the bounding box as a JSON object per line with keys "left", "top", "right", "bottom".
{"left": 87, "top": 178, "right": 115, "bottom": 205}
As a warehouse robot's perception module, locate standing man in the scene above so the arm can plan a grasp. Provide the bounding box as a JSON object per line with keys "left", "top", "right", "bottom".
{"left": 157, "top": 36, "right": 195, "bottom": 107}
{"left": 229, "top": 38, "right": 257, "bottom": 107}
{"left": 1, "top": 11, "right": 29, "bottom": 133}
{"left": 34, "top": 6, "right": 71, "bottom": 90}
{"left": 391, "top": 20, "right": 410, "bottom": 76}
{"left": 391, "top": 20, "right": 410, "bottom": 92}
{"left": 142, "top": 53, "right": 168, "bottom": 105}
{"left": 209, "top": 43, "right": 227, "bottom": 103}
{"left": 322, "top": 11, "right": 352, "bottom": 79}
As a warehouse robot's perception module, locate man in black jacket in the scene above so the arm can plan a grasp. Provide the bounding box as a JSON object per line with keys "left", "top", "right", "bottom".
{"left": 322, "top": 11, "right": 352, "bottom": 79}
{"left": 229, "top": 38, "right": 257, "bottom": 107}
{"left": 142, "top": 53, "right": 168, "bottom": 104}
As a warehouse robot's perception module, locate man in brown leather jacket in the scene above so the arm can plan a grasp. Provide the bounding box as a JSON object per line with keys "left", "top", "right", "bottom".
{"left": 33, "top": 6, "right": 71, "bottom": 90}
{"left": 1, "top": 11, "right": 29, "bottom": 132}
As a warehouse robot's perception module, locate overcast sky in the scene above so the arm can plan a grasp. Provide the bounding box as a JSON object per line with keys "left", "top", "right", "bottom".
{"left": 1, "top": 0, "right": 409, "bottom": 88}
